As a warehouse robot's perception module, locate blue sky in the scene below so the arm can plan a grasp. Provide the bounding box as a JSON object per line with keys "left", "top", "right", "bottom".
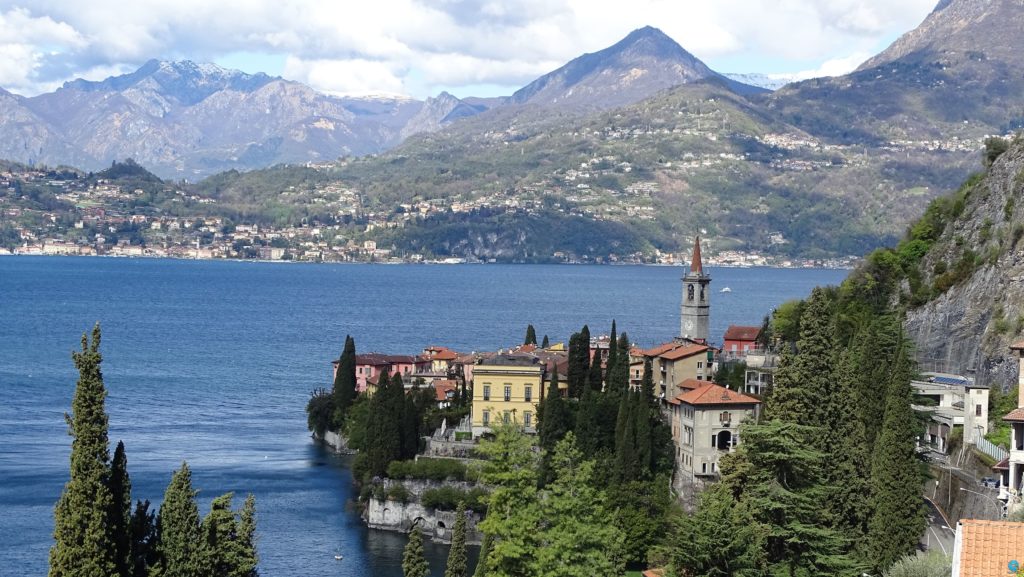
{"left": 0, "top": 0, "right": 938, "bottom": 98}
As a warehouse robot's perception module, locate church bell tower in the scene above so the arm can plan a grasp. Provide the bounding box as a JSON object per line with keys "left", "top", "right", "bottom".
{"left": 680, "top": 236, "right": 711, "bottom": 343}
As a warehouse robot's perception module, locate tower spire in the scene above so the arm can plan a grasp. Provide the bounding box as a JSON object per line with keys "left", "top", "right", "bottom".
{"left": 690, "top": 236, "right": 703, "bottom": 274}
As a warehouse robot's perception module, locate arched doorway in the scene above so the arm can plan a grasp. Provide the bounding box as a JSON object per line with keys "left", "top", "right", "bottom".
{"left": 716, "top": 431, "right": 732, "bottom": 451}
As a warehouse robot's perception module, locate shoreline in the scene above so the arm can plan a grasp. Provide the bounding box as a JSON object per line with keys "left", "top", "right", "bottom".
{"left": 0, "top": 253, "right": 856, "bottom": 270}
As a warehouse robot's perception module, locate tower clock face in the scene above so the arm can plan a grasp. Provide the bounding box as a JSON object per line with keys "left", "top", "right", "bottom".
{"left": 683, "top": 319, "right": 694, "bottom": 333}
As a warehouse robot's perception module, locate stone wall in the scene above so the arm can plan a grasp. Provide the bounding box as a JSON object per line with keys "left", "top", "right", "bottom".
{"left": 314, "top": 430, "right": 355, "bottom": 454}
{"left": 364, "top": 498, "right": 483, "bottom": 544}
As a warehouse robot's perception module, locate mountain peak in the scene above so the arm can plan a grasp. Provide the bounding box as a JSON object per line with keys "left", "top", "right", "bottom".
{"left": 858, "top": 0, "right": 1024, "bottom": 71}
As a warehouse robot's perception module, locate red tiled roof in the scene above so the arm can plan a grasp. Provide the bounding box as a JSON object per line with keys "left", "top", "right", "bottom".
{"left": 1010, "top": 340, "right": 1024, "bottom": 350}
{"left": 659, "top": 344, "right": 709, "bottom": 361}
{"left": 1003, "top": 407, "right": 1024, "bottom": 422}
{"left": 955, "top": 520, "right": 1024, "bottom": 577}
{"left": 434, "top": 381, "right": 457, "bottom": 401}
{"left": 432, "top": 350, "right": 458, "bottom": 361}
{"left": 993, "top": 457, "right": 1009, "bottom": 471}
{"left": 676, "top": 382, "right": 760, "bottom": 406}
{"left": 724, "top": 325, "right": 761, "bottom": 342}
{"left": 518, "top": 344, "right": 537, "bottom": 353}
{"left": 679, "top": 378, "right": 708, "bottom": 391}
{"left": 640, "top": 342, "right": 680, "bottom": 357}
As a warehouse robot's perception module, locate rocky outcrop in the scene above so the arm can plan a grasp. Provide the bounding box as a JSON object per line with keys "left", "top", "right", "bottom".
{"left": 365, "top": 498, "right": 483, "bottom": 544}
{"left": 904, "top": 137, "right": 1024, "bottom": 389}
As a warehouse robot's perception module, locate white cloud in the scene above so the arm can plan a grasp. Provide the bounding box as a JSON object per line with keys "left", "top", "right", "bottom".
{"left": 0, "top": 0, "right": 939, "bottom": 97}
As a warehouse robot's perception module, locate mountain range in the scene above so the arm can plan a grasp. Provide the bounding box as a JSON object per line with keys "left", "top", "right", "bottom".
{"left": 3, "top": 0, "right": 1023, "bottom": 259}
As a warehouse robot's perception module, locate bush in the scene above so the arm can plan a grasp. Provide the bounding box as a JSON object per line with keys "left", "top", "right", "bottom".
{"left": 306, "top": 389, "right": 335, "bottom": 437}
{"left": 386, "top": 458, "right": 479, "bottom": 482}
{"left": 882, "top": 549, "right": 950, "bottom": 577}
{"left": 420, "top": 486, "right": 489, "bottom": 513}
{"left": 386, "top": 483, "right": 411, "bottom": 504}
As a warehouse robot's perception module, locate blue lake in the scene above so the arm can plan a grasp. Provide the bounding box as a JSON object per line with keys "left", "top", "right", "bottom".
{"left": 0, "top": 257, "right": 846, "bottom": 576}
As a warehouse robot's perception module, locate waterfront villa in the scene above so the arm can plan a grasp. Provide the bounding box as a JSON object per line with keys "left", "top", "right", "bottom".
{"left": 331, "top": 353, "right": 432, "bottom": 393}
{"left": 632, "top": 341, "right": 713, "bottom": 399}
{"left": 722, "top": 325, "right": 761, "bottom": 358}
{"left": 470, "top": 354, "right": 546, "bottom": 437}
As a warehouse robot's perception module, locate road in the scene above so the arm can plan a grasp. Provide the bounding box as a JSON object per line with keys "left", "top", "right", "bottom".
{"left": 922, "top": 498, "right": 955, "bottom": 556}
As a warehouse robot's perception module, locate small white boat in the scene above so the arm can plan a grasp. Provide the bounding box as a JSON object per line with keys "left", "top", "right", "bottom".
{"left": 720, "top": 287, "right": 732, "bottom": 293}
{"left": 334, "top": 555, "right": 344, "bottom": 561}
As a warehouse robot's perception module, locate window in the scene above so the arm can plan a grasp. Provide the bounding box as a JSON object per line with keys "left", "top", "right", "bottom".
{"left": 688, "top": 284, "right": 694, "bottom": 301}
{"left": 702, "top": 462, "right": 707, "bottom": 474}
{"left": 697, "top": 361, "right": 703, "bottom": 369}
{"left": 504, "top": 385, "right": 512, "bottom": 402}
{"left": 976, "top": 404, "right": 983, "bottom": 416}
{"left": 524, "top": 411, "right": 532, "bottom": 427}
{"left": 482, "top": 410, "right": 490, "bottom": 425}
{"left": 524, "top": 385, "right": 532, "bottom": 402}
{"left": 483, "top": 385, "right": 490, "bottom": 401}
{"left": 503, "top": 411, "right": 511, "bottom": 424}
{"left": 720, "top": 411, "right": 731, "bottom": 424}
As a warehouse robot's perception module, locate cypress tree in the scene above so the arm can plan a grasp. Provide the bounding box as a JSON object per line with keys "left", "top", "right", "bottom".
{"left": 640, "top": 357, "right": 654, "bottom": 401}
{"left": 108, "top": 440, "right": 132, "bottom": 577}
{"left": 822, "top": 345, "right": 872, "bottom": 543}
{"left": 614, "top": 395, "right": 639, "bottom": 482}
{"left": 365, "top": 373, "right": 403, "bottom": 477}
{"left": 574, "top": 386, "right": 603, "bottom": 455}
{"left": 541, "top": 335, "right": 549, "bottom": 349}
{"left": 333, "top": 336, "right": 357, "bottom": 427}
{"left": 237, "top": 494, "right": 259, "bottom": 577}
{"left": 201, "top": 493, "right": 240, "bottom": 577}
{"left": 444, "top": 502, "right": 468, "bottom": 577}
{"left": 402, "top": 526, "right": 429, "bottom": 577}
{"left": 865, "top": 341, "right": 925, "bottom": 571}
{"left": 156, "top": 462, "right": 205, "bottom": 577}
{"left": 401, "top": 381, "right": 422, "bottom": 459}
{"left": 50, "top": 323, "right": 118, "bottom": 577}
{"left": 606, "top": 320, "right": 618, "bottom": 381}
{"left": 473, "top": 533, "right": 492, "bottom": 577}
{"left": 634, "top": 395, "right": 653, "bottom": 477}
{"left": 566, "top": 330, "right": 590, "bottom": 398}
{"left": 128, "top": 500, "right": 157, "bottom": 577}
{"left": 524, "top": 324, "right": 537, "bottom": 346}
{"left": 587, "top": 347, "right": 603, "bottom": 391}
{"left": 607, "top": 333, "right": 631, "bottom": 397}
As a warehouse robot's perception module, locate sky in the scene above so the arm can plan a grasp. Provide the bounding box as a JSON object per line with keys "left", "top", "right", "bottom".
{"left": 0, "top": 0, "right": 939, "bottom": 99}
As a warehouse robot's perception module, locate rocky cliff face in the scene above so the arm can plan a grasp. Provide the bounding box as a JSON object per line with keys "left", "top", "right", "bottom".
{"left": 904, "top": 137, "right": 1024, "bottom": 389}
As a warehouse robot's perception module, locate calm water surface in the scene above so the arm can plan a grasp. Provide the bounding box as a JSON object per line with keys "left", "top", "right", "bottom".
{"left": 0, "top": 257, "right": 846, "bottom": 576}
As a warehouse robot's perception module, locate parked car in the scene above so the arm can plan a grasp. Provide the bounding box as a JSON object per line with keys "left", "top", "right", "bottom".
{"left": 981, "top": 477, "right": 999, "bottom": 488}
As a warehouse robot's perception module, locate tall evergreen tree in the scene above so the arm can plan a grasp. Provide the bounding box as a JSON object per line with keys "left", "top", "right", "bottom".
{"left": 640, "top": 357, "right": 654, "bottom": 401}
{"left": 606, "top": 333, "right": 631, "bottom": 397}
{"left": 199, "top": 492, "right": 258, "bottom": 577}
{"left": 605, "top": 321, "right": 618, "bottom": 385}
{"left": 128, "top": 500, "right": 158, "bottom": 577}
{"left": 586, "top": 348, "right": 603, "bottom": 391}
{"left": 444, "top": 502, "right": 469, "bottom": 577}
{"left": 763, "top": 288, "right": 835, "bottom": 430}
{"left": 402, "top": 526, "right": 429, "bottom": 577}
{"left": 477, "top": 425, "right": 541, "bottom": 577}
{"left": 108, "top": 440, "right": 133, "bottom": 577}
{"left": 533, "top": 433, "right": 624, "bottom": 577}
{"left": 573, "top": 386, "right": 604, "bottom": 455}
{"left": 50, "top": 324, "right": 118, "bottom": 577}
{"left": 156, "top": 462, "right": 206, "bottom": 577}
{"left": 661, "top": 483, "right": 767, "bottom": 577}
{"left": 473, "top": 533, "right": 492, "bottom": 577}
{"left": 539, "top": 369, "right": 572, "bottom": 485}
{"left": 566, "top": 326, "right": 591, "bottom": 398}
{"left": 865, "top": 341, "right": 926, "bottom": 572}
{"left": 401, "top": 381, "right": 423, "bottom": 459}
{"left": 822, "top": 345, "right": 872, "bottom": 543}
{"left": 237, "top": 494, "right": 259, "bottom": 577}
{"left": 364, "top": 373, "right": 403, "bottom": 477}
{"left": 524, "top": 325, "right": 537, "bottom": 346}
{"left": 540, "top": 335, "right": 549, "bottom": 349}
{"left": 332, "top": 336, "right": 357, "bottom": 427}
{"left": 721, "top": 421, "right": 855, "bottom": 576}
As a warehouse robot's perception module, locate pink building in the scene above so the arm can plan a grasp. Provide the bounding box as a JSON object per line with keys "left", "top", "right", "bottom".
{"left": 331, "top": 353, "right": 431, "bottom": 392}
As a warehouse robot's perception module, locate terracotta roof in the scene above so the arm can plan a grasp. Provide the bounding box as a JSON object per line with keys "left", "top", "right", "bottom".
{"left": 434, "top": 381, "right": 457, "bottom": 401}
{"left": 954, "top": 519, "right": 1024, "bottom": 577}
{"left": 993, "top": 457, "right": 1009, "bottom": 471}
{"left": 690, "top": 236, "right": 703, "bottom": 274}
{"left": 432, "top": 350, "right": 458, "bottom": 361}
{"left": 676, "top": 382, "right": 760, "bottom": 406}
{"left": 1010, "top": 340, "right": 1024, "bottom": 350}
{"left": 724, "top": 325, "right": 761, "bottom": 342}
{"left": 641, "top": 342, "right": 681, "bottom": 357}
{"left": 660, "top": 344, "right": 709, "bottom": 361}
{"left": 518, "top": 344, "right": 537, "bottom": 353}
{"left": 679, "top": 378, "right": 707, "bottom": 391}
{"left": 1003, "top": 407, "right": 1024, "bottom": 422}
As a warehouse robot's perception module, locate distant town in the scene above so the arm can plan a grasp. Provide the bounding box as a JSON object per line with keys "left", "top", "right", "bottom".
{"left": 0, "top": 164, "right": 860, "bottom": 268}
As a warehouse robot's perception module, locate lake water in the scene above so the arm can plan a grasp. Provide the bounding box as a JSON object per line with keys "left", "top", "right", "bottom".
{"left": 0, "top": 257, "right": 846, "bottom": 576}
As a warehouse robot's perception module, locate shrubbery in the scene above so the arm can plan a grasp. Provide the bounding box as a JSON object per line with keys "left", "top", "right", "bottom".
{"left": 420, "top": 486, "right": 489, "bottom": 513}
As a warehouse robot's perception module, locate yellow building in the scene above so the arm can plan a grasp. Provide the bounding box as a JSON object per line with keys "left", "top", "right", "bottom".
{"left": 471, "top": 354, "right": 545, "bottom": 437}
